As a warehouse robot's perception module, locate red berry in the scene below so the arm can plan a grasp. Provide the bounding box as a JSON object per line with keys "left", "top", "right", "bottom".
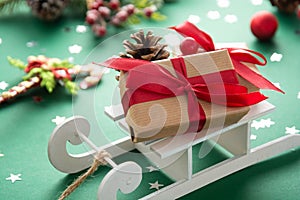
{"left": 125, "top": 4, "right": 135, "bottom": 15}
{"left": 87, "top": 9, "right": 99, "bottom": 16}
{"left": 250, "top": 11, "right": 278, "bottom": 41}
{"left": 111, "top": 17, "right": 121, "bottom": 26}
{"left": 91, "top": 1, "right": 102, "bottom": 9}
{"left": 109, "top": 0, "right": 120, "bottom": 10}
{"left": 93, "top": 24, "right": 106, "bottom": 36}
{"left": 144, "top": 7, "right": 153, "bottom": 18}
{"left": 180, "top": 37, "right": 200, "bottom": 55}
{"left": 116, "top": 10, "right": 128, "bottom": 22}
{"left": 98, "top": 6, "right": 111, "bottom": 18}
{"left": 297, "top": 8, "right": 300, "bottom": 19}
{"left": 86, "top": 12, "right": 98, "bottom": 25}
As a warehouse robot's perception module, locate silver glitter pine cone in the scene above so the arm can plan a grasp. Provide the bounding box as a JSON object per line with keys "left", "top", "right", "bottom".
{"left": 26, "top": 0, "right": 68, "bottom": 21}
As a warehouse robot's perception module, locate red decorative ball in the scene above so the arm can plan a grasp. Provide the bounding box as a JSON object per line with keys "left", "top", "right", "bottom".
{"left": 250, "top": 11, "right": 278, "bottom": 41}
{"left": 180, "top": 37, "right": 200, "bottom": 55}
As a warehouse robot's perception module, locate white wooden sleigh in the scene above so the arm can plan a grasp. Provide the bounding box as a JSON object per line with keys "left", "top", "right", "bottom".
{"left": 47, "top": 98, "right": 300, "bottom": 199}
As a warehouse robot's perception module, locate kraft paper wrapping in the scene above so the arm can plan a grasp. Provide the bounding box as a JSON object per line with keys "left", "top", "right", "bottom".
{"left": 215, "top": 43, "right": 260, "bottom": 93}
{"left": 119, "top": 49, "right": 250, "bottom": 142}
{"left": 237, "top": 62, "right": 260, "bottom": 93}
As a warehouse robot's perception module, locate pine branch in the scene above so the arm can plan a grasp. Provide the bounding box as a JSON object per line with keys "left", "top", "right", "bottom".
{"left": 0, "top": 0, "right": 24, "bottom": 13}
{"left": 52, "top": 60, "right": 75, "bottom": 69}
{"left": 63, "top": 79, "right": 78, "bottom": 94}
{"left": 128, "top": 0, "right": 164, "bottom": 9}
{"left": 7, "top": 56, "right": 27, "bottom": 70}
{"left": 40, "top": 71, "right": 56, "bottom": 93}
{"left": 23, "top": 68, "right": 43, "bottom": 80}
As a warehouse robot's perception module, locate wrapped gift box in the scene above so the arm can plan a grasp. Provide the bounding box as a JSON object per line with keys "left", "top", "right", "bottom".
{"left": 119, "top": 49, "right": 254, "bottom": 142}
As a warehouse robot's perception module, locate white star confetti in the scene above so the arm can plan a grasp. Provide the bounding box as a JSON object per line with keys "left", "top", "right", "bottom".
{"left": 251, "top": 120, "right": 264, "bottom": 130}
{"left": 26, "top": 41, "right": 38, "bottom": 48}
{"left": 149, "top": 180, "right": 164, "bottom": 190}
{"left": 207, "top": 11, "right": 221, "bottom": 20}
{"left": 68, "top": 44, "right": 82, "bottom": 54}
{"left": 217, "top": 0, "right": 230, "bottom": 8}
{"left": 0, "top": 81, "right": 9, "bottom": 90}
{"left": 0, "top": 152, "right": 4, "bottom": 157}
{"left": 187, "top": 15, "right": 201, "bottom": 24}
{"left": 270, "top": 52, "right": 283, "bottom": 62}
{"left": 297, "top": 92, "right": 300, "bottom": 99}
{"left": 0, "top": 37, "right": 2, "bottom": 44}
{"left": 285, "top": 126, "right": 300, "bottom": 135}
{"left": 251, "top": 0, "right": 263, "bottom": 5}
{"left": 250, "top": 134, "right": 257, "bottom": 140}
{"left": 51, "top": 116, "right": 66, "bottom": 125}
{"left": 6, "top": 173, "right": 22, "bottom": 183}
{"left": 76, "top": 25, "right": 87, "bottom": 33}
{"left": 261, "top": 118, "right": 275, "bottom": 128}
{"left": 251, "top": 118, "right": 275, "bottom": 130}
{"left": 146, "top": 166, "right": 159, "bottom": 172}
{"left": 224, "top": 14, "right": 238, "bottom": 23}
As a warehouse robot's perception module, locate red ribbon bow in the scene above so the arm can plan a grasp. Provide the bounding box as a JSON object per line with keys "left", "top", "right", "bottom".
{"left": 170, "top": 21, "right": 284, "bottom": 94}
{"left": 102, "top": 57, "right": 267, "bottom": 133}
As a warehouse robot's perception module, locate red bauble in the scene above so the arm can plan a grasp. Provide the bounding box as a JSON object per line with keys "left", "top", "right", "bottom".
{"left": 180, "top": 37, "right": 200, "bottom": 55}
{"left": 250, "top": 11, "right": 278, "bottom": 41}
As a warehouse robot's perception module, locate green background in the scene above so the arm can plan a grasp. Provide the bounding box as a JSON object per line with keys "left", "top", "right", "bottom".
{"left": 1, "top": 0, "right": 300, "bottom": 199}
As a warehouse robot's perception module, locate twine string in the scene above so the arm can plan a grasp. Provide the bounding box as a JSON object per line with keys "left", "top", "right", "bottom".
{"left": 58, "top": 150, "right": 111, "bottom": 200}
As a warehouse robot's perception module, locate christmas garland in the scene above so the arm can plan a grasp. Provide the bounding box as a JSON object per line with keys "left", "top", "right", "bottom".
{"left": 0, "top": 0, "right": 168, "bottom": 37}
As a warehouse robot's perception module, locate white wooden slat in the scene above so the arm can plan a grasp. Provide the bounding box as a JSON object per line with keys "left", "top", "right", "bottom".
{"left": 104, "top": 104, "right": 124, "bottom": 121}
{"left": 150, "top": 101, "right": 275, "bottom": 158}
{"left": 211, "top": 123, "right": 250, "bottom": 156}
{"left": 134, "top": 142, "right": 192, "bottom": 181}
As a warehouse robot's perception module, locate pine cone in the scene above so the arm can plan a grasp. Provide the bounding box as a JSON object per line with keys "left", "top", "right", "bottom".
{"left": 120, "top": 30, "right": 170, "bottom": 61}
{"left": 270, "top": 0, "right": 300, "bottom": 13}
{"left": 27, "top": 0, "right": 69, "bottom": 21}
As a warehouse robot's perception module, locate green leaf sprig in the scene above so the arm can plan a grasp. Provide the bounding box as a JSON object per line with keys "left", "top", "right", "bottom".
{"left": 7, "top": 55, "right": 79, "bottom": 94}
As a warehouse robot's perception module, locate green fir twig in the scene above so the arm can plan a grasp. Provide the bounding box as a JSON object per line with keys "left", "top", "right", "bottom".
{"left": 7, "top": 56, "right": 27, "bottom": 70}
{"left": 0, "top": 0, "right": 24, "bottom": 13}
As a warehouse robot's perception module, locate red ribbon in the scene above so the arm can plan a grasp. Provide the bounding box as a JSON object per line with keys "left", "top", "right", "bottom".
{"left": 51, "top": 68, "right": 72, "bottom": 80}
{"left": 25, "top": 60, "right": 44, "bottom": 73}
{"left": 102, "top": 57, "right": 267, "bottom": 132}
{"left": 170, "top": 21, "right": 284, "bottom": 94}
